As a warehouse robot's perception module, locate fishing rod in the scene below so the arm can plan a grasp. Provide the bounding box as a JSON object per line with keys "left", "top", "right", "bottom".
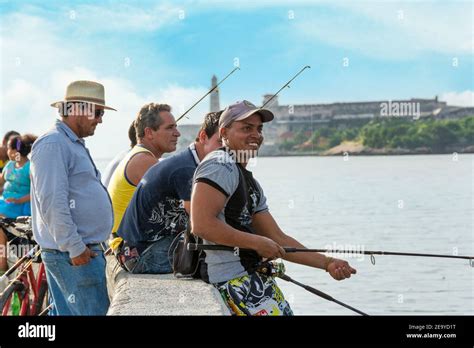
{"left": 278, "top": 273, "right": 368, "bottom": 316}
{"left": 255, "top": 261, "right": 368, "bottom": 315}
{"left": 187, "top": 243, "right": 474, "bottom": 265}
{"left": 0, "top": 244, "right": 39, "bottom": 280}
{"left": 175, "top": 66, "right": 240, "bottom": 123}
{"left": 0, "top": 248, "right": 41, "bottom": 297}
{"left": 260, "top": 65, "right": 311, "bottom": 109}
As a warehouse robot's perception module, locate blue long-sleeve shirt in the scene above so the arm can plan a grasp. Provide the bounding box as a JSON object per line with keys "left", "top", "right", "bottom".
{"left": 30, "top": 120, "right": 113, "bottom": 258}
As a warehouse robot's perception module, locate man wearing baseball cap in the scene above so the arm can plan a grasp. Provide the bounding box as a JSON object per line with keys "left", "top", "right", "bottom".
{"left": 30, "top": 80, "right": 115, "bottom": 315}
{"left": 190, "top": 100, "right": 357, "bottom": 316}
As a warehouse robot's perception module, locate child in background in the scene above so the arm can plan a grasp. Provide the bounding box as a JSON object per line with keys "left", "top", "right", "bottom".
{"left": 0, "top": 131, "right": 20, "bottom": 174}
{"left": 0, "top": 131, "right": 20, "bottom": 195}
{"left": 0, "top": 134, "right": 37, "bottom": 272}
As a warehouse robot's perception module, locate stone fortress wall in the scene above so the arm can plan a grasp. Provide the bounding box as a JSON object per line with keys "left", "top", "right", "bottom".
{"left": 175, "top": 76, "right": 474, "bottom": 155}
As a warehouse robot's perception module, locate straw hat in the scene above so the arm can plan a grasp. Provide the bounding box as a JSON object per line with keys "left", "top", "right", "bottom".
{"left": 51, "top": 80, "right": 116, "bottom": 111}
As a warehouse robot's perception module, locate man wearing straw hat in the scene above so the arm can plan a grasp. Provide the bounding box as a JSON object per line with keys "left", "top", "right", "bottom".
{"left": 30, "top": 80, "right": 115, "bottom": 315}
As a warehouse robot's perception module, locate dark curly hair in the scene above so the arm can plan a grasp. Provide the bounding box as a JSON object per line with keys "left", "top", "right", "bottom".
{"left": 2, "top": 130, "right": 20, "bottom": 147}
{"left": 8, "top": 134, "right": 38, "bottom": 157}
{"left": 195, "top": 110, "right": 223, "bottom": 141}
{"left": 128, "top": 120, "right": 137, "bottom": 148}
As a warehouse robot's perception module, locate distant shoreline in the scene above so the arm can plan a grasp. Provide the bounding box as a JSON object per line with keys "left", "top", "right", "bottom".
{"left": 94, "top": 146, "right": 474, "bottom": 162}
{"left": 257, "top": 151, "right": 474, "bottom": 158}
{"left": 257, "top": 142, "right": 474, "bottom": 157}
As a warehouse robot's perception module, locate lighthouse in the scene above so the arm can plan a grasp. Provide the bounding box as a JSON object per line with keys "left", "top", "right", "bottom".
{"left": 210, "top": 75, "right": 220, "bottom": 112}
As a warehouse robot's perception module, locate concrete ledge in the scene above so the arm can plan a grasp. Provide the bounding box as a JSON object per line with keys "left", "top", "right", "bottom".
{"left": 105, "top": 255, "right": 230, "bottom": 315}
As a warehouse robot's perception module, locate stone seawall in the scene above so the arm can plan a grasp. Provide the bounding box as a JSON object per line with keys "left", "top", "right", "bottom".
{"left": 105, "top": 255, "right": 230, "bottom": 315}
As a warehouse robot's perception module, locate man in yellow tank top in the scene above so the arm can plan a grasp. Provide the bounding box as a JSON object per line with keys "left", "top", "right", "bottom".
{"left": 108, "top": 103, "right": 180, "bottom": 234}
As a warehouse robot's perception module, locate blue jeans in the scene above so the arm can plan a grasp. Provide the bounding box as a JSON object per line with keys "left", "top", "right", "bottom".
{"left": 130, "top": 235, "right": 174, "bottom": 274}
{"left": 41, "top": 244, "right": 109, "bottom": 315}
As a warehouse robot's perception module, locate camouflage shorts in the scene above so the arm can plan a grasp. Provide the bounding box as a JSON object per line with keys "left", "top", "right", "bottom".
{"left": 215, "top": 272, "right": 293, "bottom": 316}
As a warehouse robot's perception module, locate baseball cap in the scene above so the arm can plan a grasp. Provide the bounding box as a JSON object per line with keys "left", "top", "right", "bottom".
{"left": 219, "top": 100, "right": 274, "bottom": 128}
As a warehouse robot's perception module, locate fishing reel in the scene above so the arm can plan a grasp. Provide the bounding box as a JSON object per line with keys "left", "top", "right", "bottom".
{"left": 256, "top": 260, "right": 286, "bottom": 278}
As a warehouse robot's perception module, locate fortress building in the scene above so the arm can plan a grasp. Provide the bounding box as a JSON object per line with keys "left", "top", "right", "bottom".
{"left": 175, "top": 76, "right": 474, "bottom": 154}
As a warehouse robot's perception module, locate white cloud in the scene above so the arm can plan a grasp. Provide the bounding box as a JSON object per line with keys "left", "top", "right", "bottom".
{"left": 0, "top": 10, "right": 211, "bottom": 160}
{"left": 190, "top": 0, "right": 472, "bottom": 58}
{"left": 440, "top": 91, "right": 474, "bottom": 107}
{"left": 1, "top": 13, "right": 71, "bottom": 81}
{"left": 292, "top": 1, "right": 473, "bottom": 59}
{"left": 71, "top": 3, "right": 181, "bottom": 32}
{"left": 0, "top": 78, "right": 52, "bottom": 137}
{"left": 88, "top": 80, "right": 209, "bottom": 159}
{"left": 156, "top": 84, "right": 208, "bottom": 120}
{"left": 193, "top": 0, "right": 327, "bottom": 10}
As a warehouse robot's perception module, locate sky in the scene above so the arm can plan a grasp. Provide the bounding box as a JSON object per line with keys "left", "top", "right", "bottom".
{"left": 1, "top": 0, "right": 472, "bottom": 159}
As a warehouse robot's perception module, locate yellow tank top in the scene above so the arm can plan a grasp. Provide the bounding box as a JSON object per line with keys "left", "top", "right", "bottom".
{"left": 108, "top": 145, "right": 155, "bottom": 233}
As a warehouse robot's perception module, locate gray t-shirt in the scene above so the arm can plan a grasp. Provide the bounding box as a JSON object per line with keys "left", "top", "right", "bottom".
{"left": 193, "top": 149, "right": 268, "bottom": 284}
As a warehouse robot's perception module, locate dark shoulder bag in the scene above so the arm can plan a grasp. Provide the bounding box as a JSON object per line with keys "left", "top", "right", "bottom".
{"left": 170, "top": 222, "right": 203, "bottom": 279}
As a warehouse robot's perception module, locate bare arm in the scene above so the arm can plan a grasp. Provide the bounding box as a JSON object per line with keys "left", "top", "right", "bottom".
{"left": 6, "top": 194, "right": 30, "bottom": 204}
{"left": 0, "top": 152, "right": 7, "bottom": 185}
{"left": 191, "top": 182, "right": 285, "bottom": 259}
{"left": 125, "top": 152, "right": 157, "bottom": 186}
{"left": 183, "top": 201, "right": 190, "bottom": 215}
{"left": 0, "top": 147, "right": 7, "bottom": 180}
{"left": 252, "top": 211, "right": 356, "bottom": 280}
